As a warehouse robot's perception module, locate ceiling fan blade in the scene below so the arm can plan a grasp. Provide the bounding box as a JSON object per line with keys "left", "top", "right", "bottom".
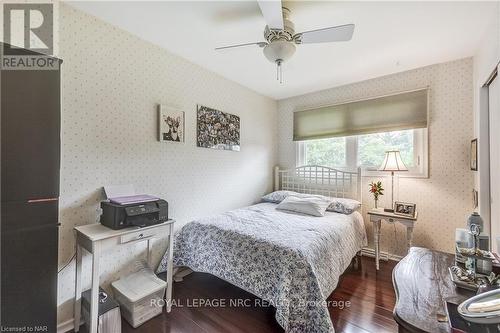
{"left": 257, "top": 0, "right": 284, "bottom": 30}
{"left": 215, "top": 42, "right": 268, "bottom": 51}
{"left": 296, "top": 24, "right": 355, "bottom": 44}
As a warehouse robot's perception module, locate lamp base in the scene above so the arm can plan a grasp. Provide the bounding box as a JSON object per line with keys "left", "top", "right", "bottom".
{"left": 384, "top": 208, "right": 394, "bottom": 213}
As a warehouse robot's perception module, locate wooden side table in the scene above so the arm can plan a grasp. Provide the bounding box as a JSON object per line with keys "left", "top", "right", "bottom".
{"left": 368, "top": 209, "right": 417, "bottom": 270}
{"left": 73, "top": 220, "right": 175, "bottom": 333}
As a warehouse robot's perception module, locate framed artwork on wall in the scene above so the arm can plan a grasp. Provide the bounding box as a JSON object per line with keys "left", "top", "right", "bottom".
{"left": 196, "top": 104, "right": 240, "bottom": 151}
{"left": 470, "top": 138, "right": 478, "bottom": 171}
{"left": 158, "top": 104, "right": 184, "bottom": 143}
{"left": 472, "top": 189, "right": 479, "bottom": 209}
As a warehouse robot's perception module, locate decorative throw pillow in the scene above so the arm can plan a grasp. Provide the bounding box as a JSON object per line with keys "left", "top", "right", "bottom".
{"left": 327, "top": 198, "right": 361, "bottom": 214}
{"left": 261, "top": 190, "right": 299, "bottom": 203}
{"left": 276, "top": 196, "right": 333, "bottom": 217}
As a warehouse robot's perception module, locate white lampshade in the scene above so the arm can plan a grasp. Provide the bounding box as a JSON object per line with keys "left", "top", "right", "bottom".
{"left": 379, "top": 150, "right": 408, "bottom": 172}
{"left": 263, "top": 41, "right": 296, "bottom": 63}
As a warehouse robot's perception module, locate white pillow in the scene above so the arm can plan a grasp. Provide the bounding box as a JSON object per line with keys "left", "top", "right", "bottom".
{"left": 276, "top": 196, "right": 333, "bottom": 217}
{"left": 263, "top": 190, "right": 360, "bottom": 215}
{"left": 261, "top": 190, "right": 299, "bottom": 203}
{"left": 327, "top": 198, "right": 361, "bottom": 214}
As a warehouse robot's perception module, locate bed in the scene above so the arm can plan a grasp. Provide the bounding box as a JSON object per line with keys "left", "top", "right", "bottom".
{"left": 157, "top": 166, "right": 367, "bottom": 333}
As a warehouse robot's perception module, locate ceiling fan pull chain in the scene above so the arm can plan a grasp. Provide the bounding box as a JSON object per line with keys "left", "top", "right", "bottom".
{"left": 276, "top": 59, "right": 284, "bottom": 84}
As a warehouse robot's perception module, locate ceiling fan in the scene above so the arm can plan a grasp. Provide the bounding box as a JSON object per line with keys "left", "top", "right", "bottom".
{"left": 215, "top": 0, "right": 355, "bottom": 83}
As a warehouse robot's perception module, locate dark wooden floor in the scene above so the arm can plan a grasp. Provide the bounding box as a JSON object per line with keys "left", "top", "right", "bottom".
{"left": 80, "top": 257, "right": 398, "bottom": 333}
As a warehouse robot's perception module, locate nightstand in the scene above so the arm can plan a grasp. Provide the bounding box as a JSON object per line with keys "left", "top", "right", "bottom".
{"left": 367, "top": 209, "right": 417, "bottom": 270}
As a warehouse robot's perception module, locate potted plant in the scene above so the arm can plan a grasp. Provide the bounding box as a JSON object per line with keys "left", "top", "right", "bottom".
{"left": 369, "top": 181, "right": 384, "bottom": 210}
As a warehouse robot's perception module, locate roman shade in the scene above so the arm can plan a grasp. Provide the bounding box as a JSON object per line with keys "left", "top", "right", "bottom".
{"left": 293, "top": 88, "right": 428, "bottom": 141}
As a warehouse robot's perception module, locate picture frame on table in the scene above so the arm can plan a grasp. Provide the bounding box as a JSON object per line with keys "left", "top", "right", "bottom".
{"left": 394, "top": 201, "right": 416, "bottom": 218}
{"left": 470, "top": 138, "right": 478, "bottom": 171}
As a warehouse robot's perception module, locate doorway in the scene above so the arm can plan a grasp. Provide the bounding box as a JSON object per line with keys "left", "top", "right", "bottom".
{"left": 489, "top": 66, "right": 499, "bottom": 252}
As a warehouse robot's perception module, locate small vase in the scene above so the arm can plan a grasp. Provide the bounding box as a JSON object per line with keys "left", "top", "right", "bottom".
{"left": 374, "top": 199, "right": 378, "bottom": 209}
{"left": 467, "top": 212, "right": 484, "bottom": 234}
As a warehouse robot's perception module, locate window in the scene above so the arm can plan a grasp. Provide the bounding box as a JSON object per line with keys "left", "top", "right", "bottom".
{"left": 297, "top": 128, "right": 428, "bottom": 177}
{"left": 302, "top": 137, "right": 346, "bottom": 168}
{"left": 358, "top": 130, "right": 414, "bottom": 168}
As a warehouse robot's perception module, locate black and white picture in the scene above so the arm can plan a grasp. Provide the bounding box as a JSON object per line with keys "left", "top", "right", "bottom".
{"left": 197, "top": 105, "right": 240, "bottom": 151}
{"left": 394, "top": 201, "right": 416, "bottom": 218}
{"left": 159, "top": 105, "right": 184, "bottom": 143}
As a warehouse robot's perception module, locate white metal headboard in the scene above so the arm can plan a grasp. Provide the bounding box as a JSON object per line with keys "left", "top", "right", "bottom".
{"left": 274, "top": 165, "right": 362, "bottom": 203}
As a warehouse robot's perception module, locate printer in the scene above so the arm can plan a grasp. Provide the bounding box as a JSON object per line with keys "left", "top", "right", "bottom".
{"left": 100, "top": 194, "right": 168, "bottom": 230}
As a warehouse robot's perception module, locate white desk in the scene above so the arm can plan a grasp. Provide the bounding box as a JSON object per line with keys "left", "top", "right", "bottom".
{"left": 367, "top": 210, "right": 417, "bottom": 270}
{"left": 73, "top": 220, "right": 175, "bottom": 333}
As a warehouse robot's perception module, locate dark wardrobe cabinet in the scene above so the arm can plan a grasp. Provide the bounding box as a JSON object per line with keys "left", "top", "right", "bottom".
{"left": 1, "top": 43, "right": 61, "bottom": 332}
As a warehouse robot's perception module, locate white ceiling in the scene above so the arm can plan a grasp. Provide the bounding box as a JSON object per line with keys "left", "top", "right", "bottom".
{"left": 68, "top": 1, "right": 497, "bottom": 100}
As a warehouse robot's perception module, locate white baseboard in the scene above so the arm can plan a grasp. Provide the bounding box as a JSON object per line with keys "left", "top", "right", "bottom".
{"left": 57, "top": 318, "right": 82, "bottom": 333}
{"left": 361, "top": 247, "right": 404, "bottom": 261}
{"left": 57, "top": 318, "right": 75, "bottom": 333}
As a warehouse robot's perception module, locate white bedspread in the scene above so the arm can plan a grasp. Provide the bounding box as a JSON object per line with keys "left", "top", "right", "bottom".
{"left": 158, "top": 202, "right": 367, "bottom": 332}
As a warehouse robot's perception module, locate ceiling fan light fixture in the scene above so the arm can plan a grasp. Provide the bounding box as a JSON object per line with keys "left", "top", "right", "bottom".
{"left": 263, "top": 41, "right": 295, "bottom": 84}
{"left": 214, "top": 3, "right": 354, "bottom": 85}
{"left": 263, "top": 40, "right": 296, "bottom": 63}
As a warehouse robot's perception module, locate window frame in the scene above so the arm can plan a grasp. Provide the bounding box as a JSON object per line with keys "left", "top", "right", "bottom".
{"left": 296, "top": 128, "right": 429, "bottom": 178}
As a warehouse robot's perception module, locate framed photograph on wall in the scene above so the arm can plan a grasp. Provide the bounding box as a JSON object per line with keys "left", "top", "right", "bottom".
{"left": 394, "top": 201, "right": 417, "bottom": 218}
{"left": 472, "top": 189, "right": 479, "bottom": 209}
{"left": 158, "top": 104, "right": 184, "bottom": 143}
{"left": 196, "top": 104, "right": 240, "bottom": 151}
{"left": 470, "top": 138, "right": 478, "bottom": 171}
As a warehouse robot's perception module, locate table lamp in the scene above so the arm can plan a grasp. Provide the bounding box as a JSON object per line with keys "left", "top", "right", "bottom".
{"left": 379, "top": 150, "right": 408, "bottom": 212}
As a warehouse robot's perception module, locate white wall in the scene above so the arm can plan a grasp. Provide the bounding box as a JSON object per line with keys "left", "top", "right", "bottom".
{"left": 278, "top": 58, "right": 474, "bottom": 257}
{"left": 56, "top": 4, "right": 277, "bottom": 327}
{"left": 473, "top": 1, "right": 500, "bottom": 240}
